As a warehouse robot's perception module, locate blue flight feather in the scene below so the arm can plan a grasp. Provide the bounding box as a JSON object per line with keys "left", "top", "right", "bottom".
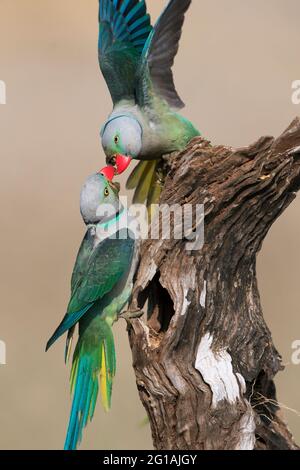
{"left": 99, "top": 0, "right": 152, "bottom": 54}
{"left": 45, "top": 303, "right": 93, "bottom": 352}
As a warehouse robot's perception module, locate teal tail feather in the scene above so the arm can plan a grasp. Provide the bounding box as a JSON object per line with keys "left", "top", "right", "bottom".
{"left": 64, "top": 319, "right": 116, "bottom": 450}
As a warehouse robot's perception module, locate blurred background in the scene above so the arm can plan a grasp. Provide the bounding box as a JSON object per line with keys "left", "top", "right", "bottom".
{"left": 0, "top": 0, "right": 300, "bottom": 450}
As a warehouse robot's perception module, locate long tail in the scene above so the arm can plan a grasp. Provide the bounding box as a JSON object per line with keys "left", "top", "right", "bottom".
{"left": 64, "top": 319, "right": 116, "bottom": 450}
{"left": 126, "top": 160, "right": 164, "bottom": 219}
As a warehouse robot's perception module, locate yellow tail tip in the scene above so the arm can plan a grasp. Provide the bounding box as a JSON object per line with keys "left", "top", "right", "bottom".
{"left": 100, "top": 346, "right": 111, "bottom": 412}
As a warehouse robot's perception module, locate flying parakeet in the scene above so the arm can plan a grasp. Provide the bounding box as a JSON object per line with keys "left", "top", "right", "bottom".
{"left": 46, "top": 174, "right": 138, "bottom": 450}
{"left": 98, "top": 0, "right": 200, "bottom": 207}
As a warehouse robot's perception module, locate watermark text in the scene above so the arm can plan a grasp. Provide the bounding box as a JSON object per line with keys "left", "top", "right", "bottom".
{"left": 0, "top": 80, "right": 6, "bottom": 104}
{"left": 0, "top": 340, "right": 6, "bottom": 365}
{"left": 96, "top": 198, "right": 205, "bottom": 251}
{"left": 291, "top": 80, "right": 300, "bottom": 105}
{"left": 291, "top": 340, "right": 300, "bottom": 365}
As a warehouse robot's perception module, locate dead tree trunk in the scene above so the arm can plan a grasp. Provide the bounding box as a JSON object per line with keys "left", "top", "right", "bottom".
{"left": 127, "top": 118, "right": 300, "bottom": 450}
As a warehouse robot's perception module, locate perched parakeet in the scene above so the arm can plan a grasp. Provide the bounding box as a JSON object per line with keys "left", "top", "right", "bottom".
{"left": 98, "top": 0, "right": 200, "bottom": 207}
{"left": 46, "top": 174, "right": 138, "bottom": 450}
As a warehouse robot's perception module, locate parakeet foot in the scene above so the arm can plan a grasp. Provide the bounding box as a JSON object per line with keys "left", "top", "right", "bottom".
{"left": 120, "top": 308, "right": 143, "bottom": 321}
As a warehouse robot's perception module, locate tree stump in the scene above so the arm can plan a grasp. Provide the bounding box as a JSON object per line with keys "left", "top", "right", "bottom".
{"left": 127, "top": 118, "right": 300, "bottom": 450}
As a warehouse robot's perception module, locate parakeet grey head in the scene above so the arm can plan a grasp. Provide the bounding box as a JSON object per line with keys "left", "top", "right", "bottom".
{"left": 80, "top": 173, "right": 121, "bottom": 226}
{"left": 101, "top": 115, "right": 142, "bottom": 162}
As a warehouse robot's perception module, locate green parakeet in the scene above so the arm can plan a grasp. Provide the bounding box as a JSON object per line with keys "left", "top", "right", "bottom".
{"left": 46, "top": 174, "right": 138, "bottom": 450}
{"left": 98, "top": 0, "right": 200, "bottom": 207}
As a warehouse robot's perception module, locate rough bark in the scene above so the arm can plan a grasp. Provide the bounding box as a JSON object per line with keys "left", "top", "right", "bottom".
{"left": 127, "top": 118, "right": 300, "bottom": 450}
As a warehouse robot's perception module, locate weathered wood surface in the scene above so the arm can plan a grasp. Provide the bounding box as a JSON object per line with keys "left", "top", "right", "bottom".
{"left": 127, "top": 118, "right": 300, "bottom": 450}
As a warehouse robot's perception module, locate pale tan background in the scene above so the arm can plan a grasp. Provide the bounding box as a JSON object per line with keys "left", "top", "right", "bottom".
{"left": 0, "top": 0, "right": 299, "bottom": 450}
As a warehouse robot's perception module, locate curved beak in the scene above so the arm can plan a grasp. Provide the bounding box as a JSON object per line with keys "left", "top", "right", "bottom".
{"left": 115, "top": 154, "right": 132, "bottom": 175}
{"left": 99, "top": 154, "right": 132, "bottom": 181}
{"left": 99, "top": 166, "right": 115, "bottom": 181}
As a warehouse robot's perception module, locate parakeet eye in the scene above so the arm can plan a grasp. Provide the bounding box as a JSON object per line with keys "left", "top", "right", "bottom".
{"left": 104, "top": 187, "right": 109, "bottom": 197}
{"left": 114, "top": 135, "right": 119, "bottom": 144}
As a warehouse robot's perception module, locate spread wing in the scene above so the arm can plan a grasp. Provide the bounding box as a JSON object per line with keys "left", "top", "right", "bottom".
{"left": 137, "top": 0, "right": 192, "bottom": 109}
{"left": 46, "top": 229, "right": 135, "bottom": 350}
{"left": 98, "top": 0, "right": 152, "bottom": 105}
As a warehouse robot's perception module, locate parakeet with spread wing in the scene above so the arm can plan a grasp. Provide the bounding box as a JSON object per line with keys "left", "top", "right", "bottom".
{"left": 98, "top": 0, "right": 200, "bottom": 207}
{"left": 46, "top": 174, "right": 138, "bottom": 450}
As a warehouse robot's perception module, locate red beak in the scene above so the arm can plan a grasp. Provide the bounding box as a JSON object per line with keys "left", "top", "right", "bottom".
{"left": 115, "top": 154, "right": 132, "bottom": 175}
{"left": 99, "top": 155, "right": 132, "bottom": 181}
{"left": 99, "top": 166, "right": 115, "bottom": 181}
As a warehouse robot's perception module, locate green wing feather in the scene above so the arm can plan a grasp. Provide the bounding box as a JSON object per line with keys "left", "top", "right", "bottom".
{"left": 147, "top": 165, "right": 163, "bottom": 221}
{"left": 68, "top": 232, "right": 134, "bottom": 313}
{"left": 98, "top": 0, "right": 152, "bottom": 104}
{"left": 126, "top": 160, "right": 149, "bottom": 190}
{"left": 70, "top": 230, "right": 95, "bottom": 293}
{"left": 137, "top": 0, "right": 192, "bottom": 109}
{"left": 132, "top": 161, "right": 156, "bottom": 205}
{"left": 46, "top": 230, "right": 135, "bottom": 350}
{"left": 98, "top": 1, "right": 192, "bottom": 108}
{"left": 127, "top": 161, "right": 163, "bottom": 220}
